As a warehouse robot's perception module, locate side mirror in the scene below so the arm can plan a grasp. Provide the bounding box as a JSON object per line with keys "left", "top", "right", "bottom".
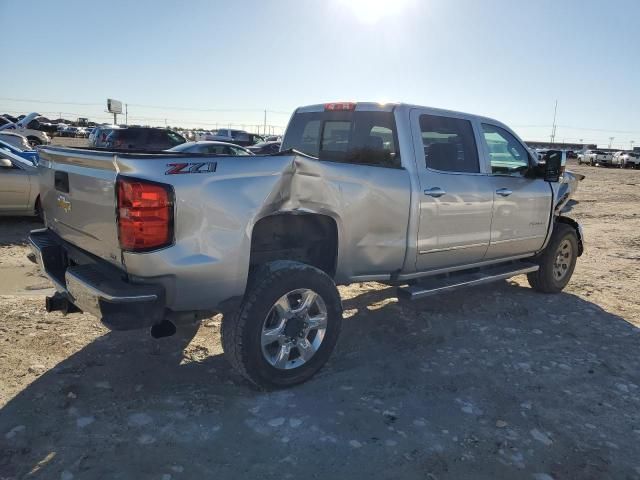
{"left": 542, "top": 150, "right": 565, "bottom": 182}
{"left": 0, "top": 158, "right": 13, "bottom": 169}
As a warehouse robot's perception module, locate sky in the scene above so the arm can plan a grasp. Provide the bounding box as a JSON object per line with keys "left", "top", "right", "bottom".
{"left": 1, "top": 0, "right": 639, "bottom": 148}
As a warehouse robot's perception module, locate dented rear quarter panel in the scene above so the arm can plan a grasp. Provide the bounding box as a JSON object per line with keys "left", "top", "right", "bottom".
{"left": 115, "top": 152, "right": 411, "bottom": 311}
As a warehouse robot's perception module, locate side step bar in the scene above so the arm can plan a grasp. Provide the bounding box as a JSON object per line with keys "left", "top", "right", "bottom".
{"left": 397, "top": 262, "right": 539, "bottom": 301}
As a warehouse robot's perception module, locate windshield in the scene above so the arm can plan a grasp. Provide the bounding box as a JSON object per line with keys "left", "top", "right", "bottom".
{"left": 282, "top": 110, "right": 400, "bottom": 168}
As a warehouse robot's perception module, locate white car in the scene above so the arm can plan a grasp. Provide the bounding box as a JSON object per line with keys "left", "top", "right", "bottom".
{"left": 612, "top": 151, "right": 640, "bottom": 168}
{"left": 0, "top": 132, "right": 32, "bottom": 150}
{"left": 0, "top": 113, "right": 50, "bottom": 147}
{"left": 580, "top": 150, "right": 613, "bottom": 166}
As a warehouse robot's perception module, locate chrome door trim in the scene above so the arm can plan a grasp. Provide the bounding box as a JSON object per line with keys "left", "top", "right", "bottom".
{"left": 419, "top": 242, "right": 489, "bottom": 254}
{"left": 490, "top": 235, "right": 546, "bottom": 245}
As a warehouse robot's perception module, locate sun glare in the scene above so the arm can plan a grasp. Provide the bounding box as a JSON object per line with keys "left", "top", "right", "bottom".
{"left": 337, "top": 0, "right": 413, "bottom": 25}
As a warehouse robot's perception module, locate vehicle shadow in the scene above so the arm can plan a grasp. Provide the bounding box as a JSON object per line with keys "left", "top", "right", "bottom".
{"left": 1, "top": 281, "right": 639, "bottom": 479}
{"left": 0, "top": 216, "right": 42, "bottom": 247}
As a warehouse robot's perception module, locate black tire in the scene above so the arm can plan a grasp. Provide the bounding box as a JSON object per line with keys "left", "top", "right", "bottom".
{"left": 527, "top": 223, "right": 578, "bottom": 293}
{"left": 222, "top": 260, "right": 343, "bottom": 389}
{"left": 27, "top": 137, "right": 42, "bottom": 148}
{"left": 34, "top": 197, "right": 43, "bottom": 221}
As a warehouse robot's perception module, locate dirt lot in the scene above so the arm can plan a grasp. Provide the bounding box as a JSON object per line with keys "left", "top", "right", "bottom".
{"left": 1, "top": 164, "right": 639, "bottom": 479}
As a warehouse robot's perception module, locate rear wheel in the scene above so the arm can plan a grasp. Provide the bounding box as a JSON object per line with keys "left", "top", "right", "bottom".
{"left": 27, "top": 137, "right": 42, "bottom": 148}
{"left": 527, "top": 223, "right": 578, "bottom": 293}
{"left": 222, "top": 261, "right": 342, "bottom": 389}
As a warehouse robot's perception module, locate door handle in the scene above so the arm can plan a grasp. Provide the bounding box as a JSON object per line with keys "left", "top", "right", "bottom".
{"left": 424, "top": 187, "right": 446, "bottom": 198}
{"left": 496, "top": 188, "right": 513, "bottom": 197}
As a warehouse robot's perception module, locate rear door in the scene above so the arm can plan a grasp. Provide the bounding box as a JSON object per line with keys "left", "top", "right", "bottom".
{"left": 281, "top": 105, "right": 411, "bottom": 278}
{"left": 479, "top": 123, "right": 551, "bottom": 259}
{"left": 411, "top": 110, "right": 495, "bottom": 270}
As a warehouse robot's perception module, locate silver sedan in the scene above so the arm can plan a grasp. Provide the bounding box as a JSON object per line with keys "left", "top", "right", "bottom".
{"left": 166, "top": 141, "right": 253, "bottom": 155}
{"left": 0, "top": 148, "right": 40, "bottom": 217}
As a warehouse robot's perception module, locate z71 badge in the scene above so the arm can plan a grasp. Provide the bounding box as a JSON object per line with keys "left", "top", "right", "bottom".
{"left": 165, "top": 162, "right": 217, "bottom": 175}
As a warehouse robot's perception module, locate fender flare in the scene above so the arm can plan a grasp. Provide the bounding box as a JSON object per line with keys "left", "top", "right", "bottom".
{"left": 556, "top": 216, "right": 584, "bottom": 256}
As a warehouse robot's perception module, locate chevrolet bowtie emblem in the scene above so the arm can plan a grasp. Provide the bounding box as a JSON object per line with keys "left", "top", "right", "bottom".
{"left": 57, "top": 195, "right": 72, "bottom": 213}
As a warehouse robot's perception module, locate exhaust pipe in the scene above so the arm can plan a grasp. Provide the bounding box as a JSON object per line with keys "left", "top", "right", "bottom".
{"left": 150, "top": 320, "right": 176, "bottom": 339}
{"left": 45, "top": 293, "right": 81, "bottom": 315}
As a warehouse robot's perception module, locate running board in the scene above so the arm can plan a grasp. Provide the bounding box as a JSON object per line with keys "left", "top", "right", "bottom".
{"left": 397, "top": 262, "right": 539, "bottom": 301}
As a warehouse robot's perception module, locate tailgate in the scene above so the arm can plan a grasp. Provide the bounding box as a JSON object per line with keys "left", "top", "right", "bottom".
{"left": 38, "top": 146, "right": 123, "bottom": 266}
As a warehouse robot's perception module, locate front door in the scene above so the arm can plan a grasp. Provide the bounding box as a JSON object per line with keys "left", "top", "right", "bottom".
{"left": 412, "top": 110, "right": 495, "bottom": 271}
{"left": 479, "top": 123, "right": 551, "bottom": 259}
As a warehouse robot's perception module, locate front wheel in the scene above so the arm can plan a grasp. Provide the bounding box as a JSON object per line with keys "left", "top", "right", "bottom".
{"left": 527, "top": 223, "right": 578, "bottom": 293}
{"left": 222, "top": 261, "right": 343, "bottom": 389}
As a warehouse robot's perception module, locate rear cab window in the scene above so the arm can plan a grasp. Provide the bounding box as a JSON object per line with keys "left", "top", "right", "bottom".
{"left": 282, "top": 107, "right": 401, "bottom": 169}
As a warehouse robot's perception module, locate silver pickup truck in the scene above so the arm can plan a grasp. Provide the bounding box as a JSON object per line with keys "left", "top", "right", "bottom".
{"left": 29, "top": 102, "right": 584, "bottom": 388}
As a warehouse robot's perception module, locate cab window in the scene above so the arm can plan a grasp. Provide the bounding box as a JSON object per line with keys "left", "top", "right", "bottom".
{"left": 420, "top": 114, "right": 479, "bottom": 173}
{"left": 481, "top": 124, "right": 530, "bottom": 175}
{"left": 282, "top": 111, "right": 400, "bottom": 168}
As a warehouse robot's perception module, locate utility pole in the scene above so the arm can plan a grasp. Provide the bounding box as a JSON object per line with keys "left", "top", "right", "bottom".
{"left": 125, "top": 104, "right": 128, "bottom": 125}
{"left": 550, "top": 100, "right": 558, "bottom": 144}
{"left": 630, "top": 140, "right": 635, "bottom": 151}
{"left": 263, "top": 110, "right": 267, "bottom": 136}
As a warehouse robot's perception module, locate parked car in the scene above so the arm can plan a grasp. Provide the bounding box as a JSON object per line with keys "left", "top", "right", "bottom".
{"left": 247, "top": 141, "right": 281, "bottom": 154}
{"left": 209, "top": 129, "right": 263, "bottom": 146}
{"left": 30, "top": 101, "right": 584, "bottom": 388}
{"left": 65, "top": 127, "right": 80, "bottom": 137}
{"left": 580, "top": 150, "right": 613, "bottom": 166}
{"left": 167, "top": 141, "right": 253, "bottom": 155}
{"left": 0, "top": 113, "right": 51, "bottom": 147}
{"left": 264, "top": 135, "right": 282, "bottom": 143}
{"left": 0, "top": 148, "right": 41, "bottom": 216}
{"left": 611, "top": 151, "right": 640, "bottom": 168}
{"left": 0, "top": 139, "right": 38, "bottom": 164}
{"left": 57, "top": 124, "right": 70, "bottom": 136}
{"left": 105, "top": 127, "right": 186, "bottom": 151}
{"left": 0, "top": 132, "right": 32, "bottom": 151}
{"left": 1, "top": 114, "right": 18, "bottom": 123}
{"left": 89, "top": 125, "right": 120, "bottom": 147}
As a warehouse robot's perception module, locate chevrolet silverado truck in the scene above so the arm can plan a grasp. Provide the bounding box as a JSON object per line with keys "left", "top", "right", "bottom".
{"left": 29, "top": 102, "right": 584, "bottom": 388}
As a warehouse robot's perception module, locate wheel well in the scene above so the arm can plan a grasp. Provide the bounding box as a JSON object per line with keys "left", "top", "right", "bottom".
{"left": 250, "top": 214, "right": 338, "bottom": 277}
{"left": 557, "top": 216, "right": 583, "bottom": 256}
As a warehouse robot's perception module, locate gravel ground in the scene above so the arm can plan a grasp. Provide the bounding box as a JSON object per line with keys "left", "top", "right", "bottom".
{"left": 1, "top": 164, "right": 639, "bottom": 479}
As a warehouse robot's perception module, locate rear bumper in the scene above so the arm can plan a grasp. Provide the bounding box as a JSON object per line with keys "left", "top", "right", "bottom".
{"left": 28, "top": 228, "right": 165, "bottom": 330}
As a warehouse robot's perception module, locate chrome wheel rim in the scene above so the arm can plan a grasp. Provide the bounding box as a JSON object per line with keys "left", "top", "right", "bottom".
{"left": 261, "top": 288, "right": 327, "bottom": 370}
{"left": 553, "top": 239, "right": 573, "bottom": 281}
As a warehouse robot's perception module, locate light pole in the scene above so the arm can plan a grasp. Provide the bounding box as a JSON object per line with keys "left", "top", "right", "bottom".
{"left": 551, "top": 102, "right": 557, "bottom": 143}
{"left": 608, "top": 137, "right": 614, "bottom": 149}
{"left": 631, "top": 140, "right": 635, "bottom": 151}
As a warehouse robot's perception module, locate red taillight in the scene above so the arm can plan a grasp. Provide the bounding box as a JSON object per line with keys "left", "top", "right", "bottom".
{"left": 324, "top": 102, "right": 356, "bottom": 111}
{"left": 117, "top": 177, "right": 173, "bottom": 252}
